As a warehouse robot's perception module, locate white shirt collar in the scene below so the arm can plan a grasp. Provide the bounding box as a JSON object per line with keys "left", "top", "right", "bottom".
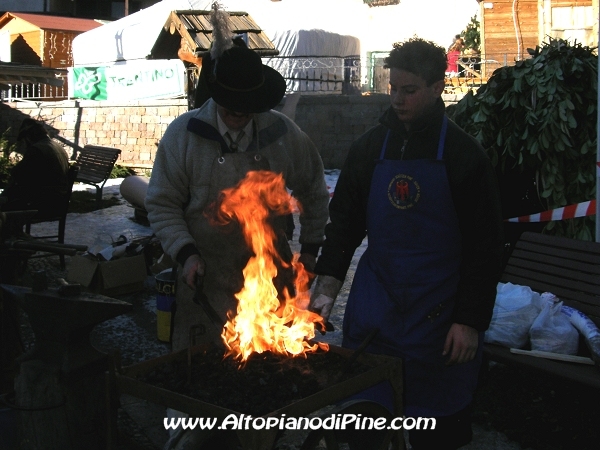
{"left": 216, "top": 113, "right": 254, "bottom": 145}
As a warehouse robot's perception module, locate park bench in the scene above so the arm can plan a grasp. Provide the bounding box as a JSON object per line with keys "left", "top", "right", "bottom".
{"left": 74, "top": 145, "right": 121, "bottom": 204}
{"left": 484, "top": 231, "right": 600, "bottom": 388}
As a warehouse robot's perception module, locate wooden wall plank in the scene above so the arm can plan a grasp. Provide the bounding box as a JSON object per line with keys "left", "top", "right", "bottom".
{"left": 552, "top": 0, "right": 592, "bottom": 6}
{"left": 480, "top": 0, "right": 541, "bottom": 76}
{"left": 10, "top": 30, "right": 42, "bottom": 65}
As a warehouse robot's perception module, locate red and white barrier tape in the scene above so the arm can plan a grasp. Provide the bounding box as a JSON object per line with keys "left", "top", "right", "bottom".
{"left": 505, "top": 200, "right": 596, "bottom": 223}
{"left": 506, "top": 163, "right": 600, "bottom": 222}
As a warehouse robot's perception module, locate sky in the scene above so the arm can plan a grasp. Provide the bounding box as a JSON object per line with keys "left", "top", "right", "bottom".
{"left": 197, "top": 0, "right": 480, "bottom": 57}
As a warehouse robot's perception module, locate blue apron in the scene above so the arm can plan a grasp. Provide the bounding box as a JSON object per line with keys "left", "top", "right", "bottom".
{"left": 342, "top": 117, "right": 483, "bottom": 417}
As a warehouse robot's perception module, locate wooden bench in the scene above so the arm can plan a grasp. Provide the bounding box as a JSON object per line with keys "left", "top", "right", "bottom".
{"left": 74, "top": 145, "right": 121, "bottom": 204}
{"left": 484, "top": 231, "right": 600, "bottom": 388}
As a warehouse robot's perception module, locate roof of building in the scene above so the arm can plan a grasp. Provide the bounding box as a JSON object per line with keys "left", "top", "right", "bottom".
{"left": 0, "top": 62, "right": 66, "bottom": 90}
{"left": 364, "top": 0, "right": 401, "bottom": 6}
{"left": 0, "top": 12, "right": 104, "bottom": 33}
{"left": 152, "top": 10, "right": 278, "bottom": 59}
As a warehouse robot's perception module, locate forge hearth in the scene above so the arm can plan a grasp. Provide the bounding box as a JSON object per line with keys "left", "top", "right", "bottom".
{"left": 108, "top": 344, "right": 403, "bottom": 450}
{"left": 133, "top": 346, "right": 375, "bottom": 416}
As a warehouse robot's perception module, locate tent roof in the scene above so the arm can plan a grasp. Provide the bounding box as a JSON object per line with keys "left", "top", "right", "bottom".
{"left": 72, "top": 0, "right": 277, "bottom": 66}
{"left": 0, "top": 12, "right": 103, "bottom": 33}
{"left": 72, "top": 0, "right": 205, "bottom": 66}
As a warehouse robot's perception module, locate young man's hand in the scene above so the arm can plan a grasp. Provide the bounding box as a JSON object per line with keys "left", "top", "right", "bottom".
{"left": 297, "top": 253, "right": 316, "bottom": 274}
{"left": 443, "top": 323, "right": 479, "bottom": 365}
{"left": 310, "top": 294, "right": 335, "bottom": 322}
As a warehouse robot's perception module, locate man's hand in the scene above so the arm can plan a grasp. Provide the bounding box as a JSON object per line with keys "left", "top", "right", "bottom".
{"left": 181, "top": 254, "right": 206, "bottom": 289}
{"left": 443, "top": 323, "right": 479, "bottom": 365}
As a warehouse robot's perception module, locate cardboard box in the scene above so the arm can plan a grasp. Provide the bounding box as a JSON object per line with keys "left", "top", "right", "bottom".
{"left": 67, "top": 254, "right": 148, "bottom": 297}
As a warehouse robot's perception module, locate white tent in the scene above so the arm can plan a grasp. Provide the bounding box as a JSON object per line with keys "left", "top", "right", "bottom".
{"left": 70, "top": 0, "right": 205, "bottom": 101}
{"left": 270, "top": 29, "right": 360, "bottom": 58}
{"left": 72, "top": 0, "right": 204, "bottom": 66}
{"left": 265, "top": 29, "right": 360, "bottom": 94}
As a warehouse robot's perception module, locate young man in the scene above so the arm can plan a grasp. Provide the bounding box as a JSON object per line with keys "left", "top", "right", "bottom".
{"left": 145, "top": 44, "right": 329, "bottom": 352}
{"left": 310, "top": 37, "right": 504, "bottom": 449}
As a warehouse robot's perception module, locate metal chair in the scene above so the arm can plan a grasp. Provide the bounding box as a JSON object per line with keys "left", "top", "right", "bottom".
{"left": 74, "top": 145, "right": 121, "bottom": 205}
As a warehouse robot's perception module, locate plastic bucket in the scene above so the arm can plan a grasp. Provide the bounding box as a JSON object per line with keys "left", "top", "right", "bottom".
{"left": 155, "top": 269, "right": 176, "bottom": 342}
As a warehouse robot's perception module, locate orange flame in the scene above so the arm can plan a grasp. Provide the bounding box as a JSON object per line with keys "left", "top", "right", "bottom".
{"left": 214, "top": 170, "right": 328, "bottom": 362}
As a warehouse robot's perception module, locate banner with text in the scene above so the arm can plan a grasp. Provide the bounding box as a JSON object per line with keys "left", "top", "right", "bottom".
{"left": 69, "top": 59, "right": 186, "bottom": 101}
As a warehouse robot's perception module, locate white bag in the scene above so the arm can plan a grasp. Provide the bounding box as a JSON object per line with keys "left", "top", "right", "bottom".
{"left": 561, "top": 303, "right": 600, "bottom": 364}
{"left": 530, "top": 295, "right": 579, "bottom": 355}
{"left": 484, "top": 282, "right": 542, "bottom": 348}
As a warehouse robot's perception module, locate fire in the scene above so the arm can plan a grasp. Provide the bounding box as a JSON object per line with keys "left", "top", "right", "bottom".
{"left": 213, "top": 170, "right": 328, "bottom": 362}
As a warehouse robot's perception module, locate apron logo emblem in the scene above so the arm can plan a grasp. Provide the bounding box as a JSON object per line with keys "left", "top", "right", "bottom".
{"left": 388, "top": 174, "right": 420, "bottom": 209}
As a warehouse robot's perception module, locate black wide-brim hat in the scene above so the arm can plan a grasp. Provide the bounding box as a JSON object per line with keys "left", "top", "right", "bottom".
{"left": 207, "top": 46, "right": 286, "bottom": 114}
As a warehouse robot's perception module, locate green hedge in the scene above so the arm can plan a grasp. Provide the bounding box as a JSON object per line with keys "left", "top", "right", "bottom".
{"left": 449, "top": 38, "right": 597, "bottom": 240}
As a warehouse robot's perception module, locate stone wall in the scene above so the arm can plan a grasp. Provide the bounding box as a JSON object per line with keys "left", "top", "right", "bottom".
{"left": 0, "top": 99, "right": 189, "bottom": 169}
{"left": 0, "top": 94, "right": 392, "bottom": 170}
{"left": 292, "top": 94, "right": 390, "bottom": 169}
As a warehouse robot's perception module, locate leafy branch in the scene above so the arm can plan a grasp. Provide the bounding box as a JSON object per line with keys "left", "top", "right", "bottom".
{"left": 449, "top": 38, "right": 597, "bottom": 240}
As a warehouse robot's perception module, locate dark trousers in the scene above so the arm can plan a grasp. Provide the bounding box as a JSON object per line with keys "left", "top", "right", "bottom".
{"left": 408, "top": 404, "right": 473, "bottom": 450}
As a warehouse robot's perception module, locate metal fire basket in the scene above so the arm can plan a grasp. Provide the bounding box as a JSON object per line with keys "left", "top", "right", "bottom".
{"left": 107, "top": 344, "right": 404, "bottom": 450}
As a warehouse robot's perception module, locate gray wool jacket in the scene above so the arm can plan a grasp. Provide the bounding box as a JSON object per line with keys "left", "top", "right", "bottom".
{"left": 145, "top": 99, "right": 330, "bottom": 268}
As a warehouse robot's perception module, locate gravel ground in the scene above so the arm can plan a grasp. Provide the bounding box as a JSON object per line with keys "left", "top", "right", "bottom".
{"left": 12, "top": 176, "right": 596, "bottom": 450}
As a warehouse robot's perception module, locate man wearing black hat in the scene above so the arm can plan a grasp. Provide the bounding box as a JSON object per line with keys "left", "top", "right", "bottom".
{"left": 145, "top": 44, "right": 330, "bottom": 351}
{"left": 1, "top": 119, "right": 70, "bottom": 218}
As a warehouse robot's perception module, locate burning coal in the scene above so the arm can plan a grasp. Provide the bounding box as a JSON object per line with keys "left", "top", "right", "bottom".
{"left": 213, "top": 170, "right": 328, "bottom": 362}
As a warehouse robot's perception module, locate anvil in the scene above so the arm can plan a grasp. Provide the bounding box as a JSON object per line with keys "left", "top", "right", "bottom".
{"left": 1, "top": 283, "right": 132, "bottom": 373}
{"left": 1, "top": 282, "right": 133, "bottom": 449}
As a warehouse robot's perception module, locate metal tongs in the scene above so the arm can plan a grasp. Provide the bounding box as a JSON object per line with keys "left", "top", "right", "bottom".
{"left": 335, "top": 328, "right": 380, "bottom": 383}
{"left": 192, "top": 276, "right": 224, "bottom": 328}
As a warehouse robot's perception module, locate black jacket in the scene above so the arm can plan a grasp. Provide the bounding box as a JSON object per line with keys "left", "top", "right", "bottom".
{"left": 314, "top": 99, "right": 504, "bottom": 331}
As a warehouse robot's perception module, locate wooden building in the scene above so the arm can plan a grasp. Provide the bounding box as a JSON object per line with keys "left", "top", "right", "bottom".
{"left": 477, "top": 0, "right": 598, "bottom": 77}
{"left": 0, "top": 12, "right": 103, "bottom": 99}
{"left": 154, "top": 10, "right": 279, "bottom": 60}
